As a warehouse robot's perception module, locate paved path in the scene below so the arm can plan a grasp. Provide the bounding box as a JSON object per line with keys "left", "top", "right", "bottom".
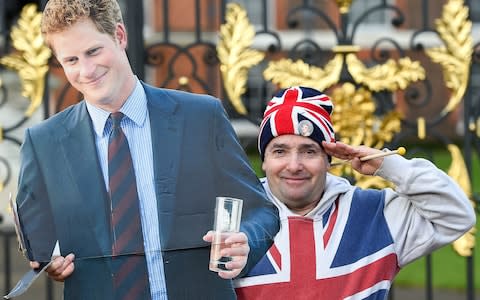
{"left": 392, "top": 286, "right": 475, "bottom": 300}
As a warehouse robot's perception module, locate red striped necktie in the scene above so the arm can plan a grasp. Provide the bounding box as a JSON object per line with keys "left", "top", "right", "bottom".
{"left": 108, "top": 112, "right": 151, "bottom": 300}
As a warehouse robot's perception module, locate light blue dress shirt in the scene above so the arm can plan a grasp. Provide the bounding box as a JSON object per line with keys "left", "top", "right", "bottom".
{"left": 86, "top": 79, "right": 168, "bottom": 300}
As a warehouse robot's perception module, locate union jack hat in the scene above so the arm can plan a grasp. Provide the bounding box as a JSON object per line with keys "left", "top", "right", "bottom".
{"left": 258, "top": 86, "right": 335, "bottom": 160}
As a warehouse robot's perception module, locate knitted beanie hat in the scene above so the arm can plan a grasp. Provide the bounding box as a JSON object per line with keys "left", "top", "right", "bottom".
{"left": 258, "top": 86, "right": 335, "bottom": 160}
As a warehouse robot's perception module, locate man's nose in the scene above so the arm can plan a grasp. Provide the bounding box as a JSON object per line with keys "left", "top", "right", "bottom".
{"left": 80, "top": 59, "right": 95, "bottom": 78}
{"left": 285, "top": 153, "right": 303, "bottom": 171}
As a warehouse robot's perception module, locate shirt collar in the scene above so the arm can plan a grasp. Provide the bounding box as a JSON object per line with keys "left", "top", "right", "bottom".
{"left": 86, "top": 79, "right": 147, "bottom": 137}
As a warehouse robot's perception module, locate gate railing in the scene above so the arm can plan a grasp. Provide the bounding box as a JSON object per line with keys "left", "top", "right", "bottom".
{"left": 0, "top": 1, "right": 478, "bottom": 299}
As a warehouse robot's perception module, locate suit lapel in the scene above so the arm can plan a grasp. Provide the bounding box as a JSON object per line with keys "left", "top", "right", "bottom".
{"left": 144, "top": 84, "right": 182, "bottom": 246}
{"left": 59, "top": 102, "right": 111, "bottom": 257}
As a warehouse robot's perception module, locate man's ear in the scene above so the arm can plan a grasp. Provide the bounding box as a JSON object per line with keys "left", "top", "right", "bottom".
{"left": 115, "top": 23, "right": 128, "bottom": 48}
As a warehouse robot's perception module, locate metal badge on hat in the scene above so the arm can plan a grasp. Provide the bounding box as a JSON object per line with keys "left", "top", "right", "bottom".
{"left": 298, "top": 120, "right": 314, "bottom": 137}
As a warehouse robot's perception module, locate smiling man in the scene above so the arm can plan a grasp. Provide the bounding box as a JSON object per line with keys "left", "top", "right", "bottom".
{"left": 234, "top": 86, "right": 476, "bottom": 300}
{"left": 15, "top": 1, "right": 279, "bottom": 299}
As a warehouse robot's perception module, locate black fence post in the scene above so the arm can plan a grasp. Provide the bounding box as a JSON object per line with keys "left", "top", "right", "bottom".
{"left": 466, "top": 255, "right": 474, "bottom": 300}
{"left": 39, "top": 0, "right": 48, "bottom": 10}
{"left": 123, "top": 0, "right": 145, "bottom": 81}
{"left": 2, "top": 229, "right": 11, "bottom": 296}
{"left": 426, "top": 255, "right": 432, "bottom": 300}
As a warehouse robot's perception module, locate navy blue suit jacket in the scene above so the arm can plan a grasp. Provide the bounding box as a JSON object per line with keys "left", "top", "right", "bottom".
{"left": 16, "top": 83, "right": 279, "bottom": 299}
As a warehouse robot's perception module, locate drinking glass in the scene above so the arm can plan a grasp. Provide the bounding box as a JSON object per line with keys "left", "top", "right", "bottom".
{"left": 209, "top": 197, "right": 243, "bottom": 272}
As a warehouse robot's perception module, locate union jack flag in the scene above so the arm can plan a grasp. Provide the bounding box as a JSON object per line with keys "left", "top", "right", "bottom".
{"left": 235, "top": 189, "right": 399, "bottom": 300}
{"left": 258, "top": 86, "right": 335, "bottom": 156}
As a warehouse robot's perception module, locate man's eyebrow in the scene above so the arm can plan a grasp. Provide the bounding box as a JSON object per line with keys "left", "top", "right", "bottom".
{"left": 270, "top": 143, "right": 286, "bottom": 148}
{"left": 298, "top": 143, "right": 321, "bottom": 149}
{"left": 269, "top": 142, "right": 320, "bottom": 150}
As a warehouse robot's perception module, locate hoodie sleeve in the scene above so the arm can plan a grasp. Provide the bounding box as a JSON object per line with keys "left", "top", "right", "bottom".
{"left": 375, "top": 155, "right": 476, "bottom": 267}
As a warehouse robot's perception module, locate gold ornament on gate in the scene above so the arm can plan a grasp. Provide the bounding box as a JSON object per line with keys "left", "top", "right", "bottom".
{"left": 217, "top": 0, "right": 476, "bottom": 255}
{"left": 0, "top": 4, "right": 51, "bottom": 117}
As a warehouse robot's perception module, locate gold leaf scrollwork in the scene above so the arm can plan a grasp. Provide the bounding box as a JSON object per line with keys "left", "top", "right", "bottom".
{"left": 0, "top": 4, "right": 51, "bottom": 117}
{"left": 425, "top": 0, "right": 472, "bottom": 116}
{"left": 328, "top": 83, "right": 402, "bottom": 189}
{"left": 330, "top": 83, "right": 402, "bottom": 149}
{"left": 217, "top": 3, "right": 265, "bottom": 115}
{"left": 263, "top": 55, "right": 344, "bottom": 92}
{"left": 446, "top": 144, "right": 476, "bottom": 256}
{"left": 330, "top": 83, "right": 376, "bottom": 146}
{"left": 346, "top": 54, "right": 426, "bottom": 92}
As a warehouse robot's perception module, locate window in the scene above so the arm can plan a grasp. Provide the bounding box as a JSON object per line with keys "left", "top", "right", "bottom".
{"left": 349, "top": 0, "right": 395, "bottom": 25}
{"left": 226, "top": 0, "right": 277, "bottom": 30}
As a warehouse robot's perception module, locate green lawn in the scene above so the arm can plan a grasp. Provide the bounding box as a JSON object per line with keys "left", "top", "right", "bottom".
{"left": 247, "top": 146, "right": 479, "bottom": 291}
